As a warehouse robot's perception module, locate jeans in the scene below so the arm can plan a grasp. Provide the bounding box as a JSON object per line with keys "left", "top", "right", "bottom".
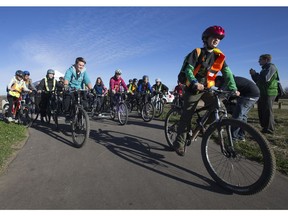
{"left": 232, "top": 96, "right": 259, "bottom": 139}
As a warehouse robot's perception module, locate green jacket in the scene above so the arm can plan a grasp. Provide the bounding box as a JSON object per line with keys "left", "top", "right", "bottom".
{"left": 251, "top": 63, "right": 278, "bottom": 96}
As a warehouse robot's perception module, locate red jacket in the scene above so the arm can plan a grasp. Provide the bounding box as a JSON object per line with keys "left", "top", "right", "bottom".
{"left": 109, "top": 76, "right": 128, "bottom": 92}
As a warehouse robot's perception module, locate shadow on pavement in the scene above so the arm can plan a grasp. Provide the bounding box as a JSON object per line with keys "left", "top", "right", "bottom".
{"left": 90, "top": 128, "right": 232, "bottom": 195}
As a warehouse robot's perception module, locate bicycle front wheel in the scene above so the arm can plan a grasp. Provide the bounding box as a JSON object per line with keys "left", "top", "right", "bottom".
{"left": 141, "top": 102, "right": 155, "bottom": 122}
{"left": 117, "top": 102, "right": 128, "bottom": 125}
{"left": 71, "top": 106, "right": 90, "bottom": 148}
{"left": 164, "top": 107, "right": 182, "bottom": 148}
{"left": 154, "top": 100, "right": 164, "bottom": 118}
{"left": 201, "top": 118, "right": 276, "bottom": 195}
{"left": 20, "top": 105, "right": 33, "bottom": 127}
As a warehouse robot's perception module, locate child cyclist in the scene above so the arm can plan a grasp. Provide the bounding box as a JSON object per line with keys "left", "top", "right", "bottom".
{"left": 6, "top": 70, "right": 32, "bottom": 123}
{"left": 173, "top": 25, "right": 239, "bottom": 156}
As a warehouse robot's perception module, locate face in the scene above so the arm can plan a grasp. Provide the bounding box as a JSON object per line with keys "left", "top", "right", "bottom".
{"left": 144, "top": 78, "right": 148, "bottom": 83}
{"left": 75, "top": 61, "right": 85, "bottom": 72}
{"left": 207, "top": 36, "right": 221, "bottom": 49}
{"left": 258, "top": 58, "right": 268, "bottom": 66}
{"left": 24, "top": 75, "right": 29, "bottom": 80}
{"left": 16, "top": 75, "right": 23, "bottom": 81}
{"left": 97, "top": 78, "right": 101, "bottom": 84}
{"left": 156, "top": 81, "right": 160, "bottom": 86}
{"left": 116, "top": 74, "right": 121, "bottom": 80}
{"left": 48, "top": 73, "right": 54, "bottom": 79}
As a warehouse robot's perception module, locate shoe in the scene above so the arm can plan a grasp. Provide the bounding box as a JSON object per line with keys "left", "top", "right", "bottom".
{"left": 65, "top": 116, "right": 72, "bottom": 123}
{"left": 7, "top": 117, "right": 13, "bottom": 123}
{"left": 173, "top": 142, "right": 185, "bottom": 156}
{"left": 261, "top": 129, "right": 274, "bottom": 135}
{"left": 98, "top": 113, "right": 102, "bottom": 117}
{"left": 14, "top": 119, "right": 19, "bottom": 124}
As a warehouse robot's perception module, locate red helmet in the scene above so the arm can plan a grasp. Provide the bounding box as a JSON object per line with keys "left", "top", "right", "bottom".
{"left": 202, "top": 25, "right": 225, "bottom": 41}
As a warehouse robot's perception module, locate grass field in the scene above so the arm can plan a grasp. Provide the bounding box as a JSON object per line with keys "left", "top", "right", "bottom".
{"left": 0, "top": 121, "right": 27, "bottom": 170}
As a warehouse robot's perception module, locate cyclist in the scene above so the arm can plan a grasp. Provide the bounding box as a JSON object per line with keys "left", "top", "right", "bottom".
{"left": 152, "top": 78, "right": 169, "bottom": 96}
{"left": 215, "top": 75, "right": 260, "bottom": 141}
{"left": 173, "top": 25, "right": 239, "bottom": 156}
{"left": 109, "top": 69, "right": 128, "bottom": 109}
{"left": 137, "top": 75, "right": 153, "bottom": 104}
{"left": 37, "top": 69, "right": 63, "bottom": 122}
{"left": 22, "top": 70, "right": 37, "bottom": 105}
{"left": 173, "top": 80, "right": 184, "bottom": 97}
{"left": 127, "top": 79, "right": 133, "bottom": 89}
{"left": 6, "top": 70, "right": 32, "bottom": 123}
{"left": 93, "top": 77, "right": 108, "bottom": 116}
{"left": 63, "top": 57, "right": 92, "bottom": 122}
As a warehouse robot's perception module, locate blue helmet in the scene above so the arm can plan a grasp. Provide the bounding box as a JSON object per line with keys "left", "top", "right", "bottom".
{"left": 23, "top": 70, "right": 30, "bottom": 76}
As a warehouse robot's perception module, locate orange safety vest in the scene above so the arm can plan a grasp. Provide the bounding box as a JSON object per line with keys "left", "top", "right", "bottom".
{"left": 189, "top": 48, "right": 225, "bottom": 88}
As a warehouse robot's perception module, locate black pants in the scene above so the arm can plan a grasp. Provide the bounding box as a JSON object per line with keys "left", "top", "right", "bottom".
{"left": 257, "top": 95, "right": 276, "bottom": 132}
{"left": 7, "top": 94, "right": 18, "bottom": 118}
{"left": 39, "top": 93, "right": 51, "bottom": 118}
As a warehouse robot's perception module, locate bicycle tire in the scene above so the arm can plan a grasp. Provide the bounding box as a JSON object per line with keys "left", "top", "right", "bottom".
{"left": 71, "top": 106, "right": 90, "bottom": 148}
{"left": 201, "top": 118, "right": 276, "bottom": 195}
{"left": 154, "top": 100, "right": 164, "bottom": 118}
{"left": 20, "top": 105, "right": 33, "bottom": 127}
{"left": 141, "top": 102, "right": 155, "bottom": 122}
{"left": 164, "top": 107, "right": 182, "bottom": 148}
{"left": 117, "top": 102, "right": 129, "bottom": 125}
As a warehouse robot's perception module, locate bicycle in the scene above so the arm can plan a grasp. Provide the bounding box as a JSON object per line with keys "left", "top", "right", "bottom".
{"left": 164, "top": 88, "right": 276, "bottom": 195}
{"left": 110, "top": 92, "right": 129, "bottom": 125}
{"left": 151, "top": 92, "right": 165, "bottom": 118}
{"left": 3, "top": 94, "right": 34, "bottom": 127}
{"left": 137, "top": 93, "right": 155, "bottom": 122}
{"left": 64, "top": 89, "right": 90, "bottom": 148}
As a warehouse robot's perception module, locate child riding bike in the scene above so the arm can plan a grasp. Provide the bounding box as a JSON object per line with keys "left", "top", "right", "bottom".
{"left": 6, "top": 70, "right": 32, "bottom": 123}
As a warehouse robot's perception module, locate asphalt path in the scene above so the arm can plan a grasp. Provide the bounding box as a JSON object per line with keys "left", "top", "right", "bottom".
{"left": 0, "top": 114, "right": 288, "bottom": 210}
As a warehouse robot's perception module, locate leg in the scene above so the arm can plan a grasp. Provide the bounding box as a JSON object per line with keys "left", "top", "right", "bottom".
{"left": 264, "top": 96, "right": 276, "bottom": 133}
{"left": 174, "top": 91, "right": 203, "bottom": 155}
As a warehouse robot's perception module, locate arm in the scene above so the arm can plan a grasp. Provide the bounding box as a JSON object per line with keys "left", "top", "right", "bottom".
{"left": 262, "top": 63, "right": 277, "bottom": 82}
{"left": 37, "top": 79, "right": 45, "bottom": 91}
{"left": 83, "top": 72, "right": 92, "bottom": 89}
{"left": 184, "top": 49, "right": 200, "bottom": 85}
{"left": 121, "top": 78, "right": 128, "bottom": 91}
{"left": 221, "top": 66, "right": 237, "bottom": 91}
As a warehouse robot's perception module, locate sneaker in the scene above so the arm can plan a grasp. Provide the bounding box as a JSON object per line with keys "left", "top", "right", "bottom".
{"left": 173, "top": 142, "right": 185, "bottom": 156}
{"left": 98, "top": 113, "right": 102, "bottom": 117}
{"left": 7, "top": 117, "right": 13, "bottom": 123}
{"left": 65, "top": 116, "right": 72, "bottom": 123}
{"left": 14, "top": 119, "right": 19, "bottom": 124}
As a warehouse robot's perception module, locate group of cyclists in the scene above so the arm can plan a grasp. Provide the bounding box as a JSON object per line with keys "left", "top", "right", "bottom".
{"left": 4, "top": 56, "right": 177, "bottom": 124}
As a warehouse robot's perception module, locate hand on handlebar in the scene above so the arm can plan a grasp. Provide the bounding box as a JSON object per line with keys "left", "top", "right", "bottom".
{"left": 195, "top": 83, "right": 205, "bottom": 91}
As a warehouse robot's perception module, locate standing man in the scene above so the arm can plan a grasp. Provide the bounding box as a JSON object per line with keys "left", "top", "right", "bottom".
{"left": 63, "top": 57, "right": 92, "bottom": 122}
{"left": 250, "top": 54, "right": 279, "bottom": 134}
{"left": 173, "top": 25, "right": 239, "bottom": 156}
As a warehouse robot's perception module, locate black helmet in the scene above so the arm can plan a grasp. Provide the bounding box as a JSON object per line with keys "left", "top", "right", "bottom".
{"left": 15, "top": 70, "right": 24, "bottom": 78}
{"left": 133, "top": 78, "right": 138, "bottom": 83}
{"left": 47, "top": 69, "right": 55, "bottom": 75}
{"left": 142, "top": 75, "right": 149, "bottom": 80}
{"left": 129, "top": 79, "right": 133, "bottom": 83}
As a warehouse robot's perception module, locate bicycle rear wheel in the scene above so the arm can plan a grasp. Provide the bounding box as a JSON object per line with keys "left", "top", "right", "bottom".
{"left": 201, "top": 118, "right": 276, "bottom": 195}
{"left": 154, "top": 100, "right": 164, "bottom": 118}
{"left": 164, "top": 107, "right": 182, "bottom": 148}
{"left": 141, "top": 102, "right": 155, "bottom": 122}
{"left": 71, "top": 106, "right": 90, "bottom": 148}
{"left": 117, "top": 102, "right": 128, "bottom": 125}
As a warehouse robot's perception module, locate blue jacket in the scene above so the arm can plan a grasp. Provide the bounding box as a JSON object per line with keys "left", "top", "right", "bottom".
{"left": 64, "top": 65, "right": 91, "bottom": 90}
{"left": 138, "top": 82, "right": 153, "bottom": 94}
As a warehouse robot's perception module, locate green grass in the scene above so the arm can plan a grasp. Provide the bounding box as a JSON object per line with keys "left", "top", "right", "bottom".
{"left": 161, "top": 103, "right": 288, "bottom": 175}
{"left": 0, "top": 121, "right": 27, "bottom": 169}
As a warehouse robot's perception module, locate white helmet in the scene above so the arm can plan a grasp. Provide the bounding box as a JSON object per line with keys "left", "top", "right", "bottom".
{"left": 115, "top": 69, "right": 122, "bottom": 75}
{"left": 155, "top": 78, "right": 161, "bottom": 83}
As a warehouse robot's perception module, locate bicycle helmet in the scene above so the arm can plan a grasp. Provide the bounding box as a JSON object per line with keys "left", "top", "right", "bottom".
{"left": 15, "top": 70, "right": 24, "bottom": 78}
{"left": 155, "top": 78, "right": 161, "bottom": 83}
{"left": 115, "top": 69, "right": 122, "bottom": 75}
{"left": 47, "top": 69, "right": 55, "bottom": 75}
{"left": 129, "top": 79, "right": 133, "bottom": 83}
{"left": 202, "top": 25, "right": 225, "bottom": 41}
{"left": 23, "top": 70, "right": 30, "bottom": 76}
{"left": 133, "top": 78, "right": 138, "bottom": 83}
{"left": 142, "top": 75, "right": 149, "bottom": 80}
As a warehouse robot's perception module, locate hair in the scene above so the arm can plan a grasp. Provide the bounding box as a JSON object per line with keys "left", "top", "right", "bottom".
{"left": 96, "top": 77, "right": 103, "bottom": 86}
{"left": 260, "top": 54, "right": 272, "bottom": 62}
{"left": 75, "top": 57, "right": 86, "bottom": 65}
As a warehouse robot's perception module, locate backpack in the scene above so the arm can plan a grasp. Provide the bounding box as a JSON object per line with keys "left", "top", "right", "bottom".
{"left": 178, "top": 48, "right": 202, "bottom": 84}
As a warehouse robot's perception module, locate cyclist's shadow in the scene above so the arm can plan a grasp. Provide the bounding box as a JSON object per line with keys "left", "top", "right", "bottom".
{"left": 90, "top": 129, "right": 232, "bottom": 195}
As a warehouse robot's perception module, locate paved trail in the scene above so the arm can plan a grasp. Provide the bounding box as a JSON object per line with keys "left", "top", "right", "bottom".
{"left": 0, "top": 116, "right": 288, "bottom": 209}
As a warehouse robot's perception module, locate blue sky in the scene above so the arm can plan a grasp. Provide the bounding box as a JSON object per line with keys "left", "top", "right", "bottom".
{"left": 1, "top": 6, "right": 288, "bottom": 94}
